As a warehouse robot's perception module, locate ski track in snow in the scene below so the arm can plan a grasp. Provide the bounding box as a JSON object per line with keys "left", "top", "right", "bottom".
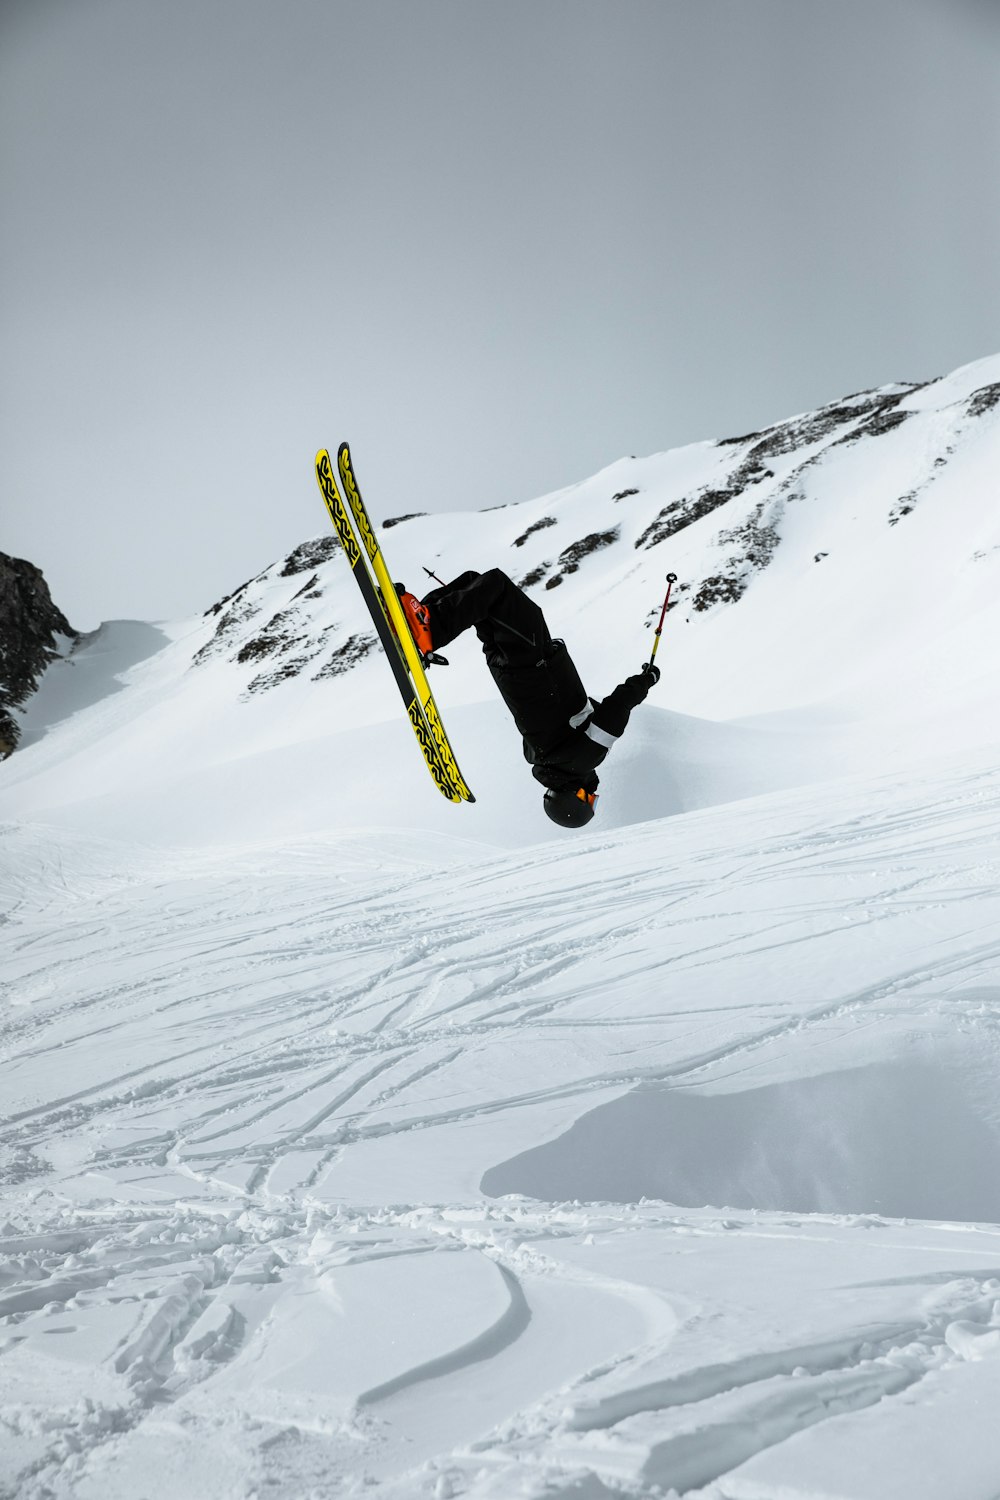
{"left": 4, "top": 358, "right": 1000, "bottom": 1495}
{"left": 3, "top": 754, "right": 1000, "bottom": 1497}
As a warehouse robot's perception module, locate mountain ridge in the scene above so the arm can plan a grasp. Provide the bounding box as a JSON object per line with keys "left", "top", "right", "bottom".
{"left": 181, "top": 353, "right": 1000, "bottom": 710}
{"left": 3, "top": 352, "right": 998, "bottom": 848}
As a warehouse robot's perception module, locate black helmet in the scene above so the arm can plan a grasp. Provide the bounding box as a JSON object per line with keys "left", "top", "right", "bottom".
{"left": 543, "top": 786, "right": 597, "bottom": 829}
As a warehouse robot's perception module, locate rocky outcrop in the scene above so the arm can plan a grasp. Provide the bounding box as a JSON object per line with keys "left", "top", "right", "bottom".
{"left": 0, "top": 553, "right": 75, "bottom": 757}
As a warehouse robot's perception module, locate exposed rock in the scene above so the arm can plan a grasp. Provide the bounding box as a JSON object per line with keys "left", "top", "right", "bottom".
{"left": 968, "top": 382, "right": 1000, "bottom": 418}
{"left": 878, "top": 378, "right": 1000, "bottom": 526}
{"left": 383, "top": 513, "right": 427, "bottom": 529}
{"left": 517, "top": 564, "right": 551, "bottom": 589}
{"left": 834, "top": 404, "right": 912, "bottom": 444}
{"left": 638, "top": 389, "right": 923, "bottom": 556}
{"left": 193, "top": 591, "right": 259, "bottom": 665}
{"left": 636, "top": 456, "right": 774, "bottom": 551}
{"left": 745, "top": 392, "right": 903, "bottom": 461}
{"left": 0, "top": 552, "right": 76, "bottom": 757}
{"left": 889, "top": 492, "right": 918, "bottom": 526}
{"left": 291, "top": 573, "right": 323, "bottom": 601}
{"left": 691, "top": 500, "right": 783, "bottom": 614}
{"left": 204, "top": 570, "right": 268, "bottom": 618}
{"left": 544, "top": 528, "right": 621, "bottom": 589}
{"left": 512, "top": 517, "right": 556, "bottom": 547}
{"left": 195, "top": 538, "right": 370, "bottom": 693}
{"left": 313, "top": 632, "right": 378, "bottom": 679}
{"left": 613, "top": 488, "right": 639, "bottom": 502}
{"left": 246, "top": 649, "right": 323, "bottom": 695}
{"left": 715, "top": 385, "right": 924, "bottom": 456}
{"left": 236, "top": 609, "right": 306, "bottom": 666}
{"left": 690, "top": 573, "right": 746, "bottom": 611}
{"left": 280, "top": 537, "right": 339, "bottom": 577}
{"left": 242, "top": 620, "right": 340, "bottom": 696}
{"left": 558, "top": 528, "right": 620, "bottom": 573}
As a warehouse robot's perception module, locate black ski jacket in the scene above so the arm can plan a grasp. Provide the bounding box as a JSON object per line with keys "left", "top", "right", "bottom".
{"left": 485, "top": 638, "right": 654, "bottom": 794}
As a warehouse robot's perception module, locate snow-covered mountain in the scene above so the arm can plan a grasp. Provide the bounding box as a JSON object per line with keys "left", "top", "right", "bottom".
{"left": 5, "top": 352, "right": 1000, "bottom": 849}
{"left": 2, "top": 355, "right": 1000, "bottom": 1499}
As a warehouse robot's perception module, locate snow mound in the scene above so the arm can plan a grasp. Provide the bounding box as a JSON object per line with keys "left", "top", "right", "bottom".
{"left": 484, "top": 1050, "right": 1000, "bottom": 1221}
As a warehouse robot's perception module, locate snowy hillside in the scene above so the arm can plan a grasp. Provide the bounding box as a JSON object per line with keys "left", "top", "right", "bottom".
{"left": 5, "top": 352, "right": 1000, "bottom": 846}
{"left": 3, "top": 356, "right": 1000, "bottom": 1499}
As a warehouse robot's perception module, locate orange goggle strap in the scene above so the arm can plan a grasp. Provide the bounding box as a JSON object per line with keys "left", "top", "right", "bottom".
{"left": 575, "top": 787, "right": 597, "bottom": 807}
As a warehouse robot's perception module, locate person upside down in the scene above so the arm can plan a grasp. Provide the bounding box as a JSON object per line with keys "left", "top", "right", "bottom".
{"left": 397, "top": 569, "right": 660, "bottom": 829}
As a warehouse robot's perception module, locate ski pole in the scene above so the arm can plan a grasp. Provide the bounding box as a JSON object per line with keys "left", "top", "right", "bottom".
{"left": 648, "top": 573, "right": 678, "bottom": 667}
{"left": 422, "top": 565, "right": 445, "bottom": 586}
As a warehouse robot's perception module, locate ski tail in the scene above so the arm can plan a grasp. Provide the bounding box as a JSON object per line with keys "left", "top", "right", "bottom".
{"left": 314, "top": 449, "right": 463, "bottom": 803}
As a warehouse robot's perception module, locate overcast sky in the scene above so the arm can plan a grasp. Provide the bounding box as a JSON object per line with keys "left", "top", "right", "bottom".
{"left": 3, "top": 0, "right": 999, "bottom": 628}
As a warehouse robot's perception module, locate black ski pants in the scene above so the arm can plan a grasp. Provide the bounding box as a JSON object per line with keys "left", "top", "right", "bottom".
{"left": 422, "top": 570, "right": 552, "bottom": 664}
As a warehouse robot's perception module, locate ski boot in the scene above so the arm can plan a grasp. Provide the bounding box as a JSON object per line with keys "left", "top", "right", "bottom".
{"left": 394, "top": 584, "right": 449, "bottom": 668}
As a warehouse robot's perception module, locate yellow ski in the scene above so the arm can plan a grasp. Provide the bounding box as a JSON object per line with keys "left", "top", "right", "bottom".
{"left": 314, "top": 449, "right": 466, "bottom": 803}
{"left": 336, "top": 442, "right": 474, "bottom": 803}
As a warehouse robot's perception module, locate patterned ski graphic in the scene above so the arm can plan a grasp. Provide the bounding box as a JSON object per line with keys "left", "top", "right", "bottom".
{"left": 315, "top": 449, "right": 463, "bottom": 803}
{"left": 336, "top": 442, "right": 474, "bottom": 803}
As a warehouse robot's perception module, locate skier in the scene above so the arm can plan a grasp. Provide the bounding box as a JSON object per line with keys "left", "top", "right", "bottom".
{"left": 398, "top": 569, "right": 659, "bottom": 828}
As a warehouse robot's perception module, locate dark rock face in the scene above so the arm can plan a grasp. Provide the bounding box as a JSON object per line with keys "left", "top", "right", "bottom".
{"left": 513, "top": 517, "right": 556, "bottom": 547}
{"left": 194, "top": 537, "right": 383, "bottom": 697}
{"left": 543, "top": 527, "right": 622, "bottom": 591}
{"left": 691, "top": 502, "right": 782, "bottom": 613}
{"left": 637, "top": 389, "right": 924, "bottom": 557}
{"left": 516, "top": 563, "right": 550, "bottom": 589}
{"left": 968, "top": 382, "right": 1000, "bottom": 418}
{"left": 0, "top": 553, "right": 75, "bottom": 757}
{"left": 279, "top": 536, "right": 339, "bottom": 577}
{"left": 313, "top": 631, "right": 377, "bottom": 679}
{"left": 382, "top": 513, "right": 427, "bottom": 530}
{"left": 635, "top": 455, "right": 774, "bottom": 552}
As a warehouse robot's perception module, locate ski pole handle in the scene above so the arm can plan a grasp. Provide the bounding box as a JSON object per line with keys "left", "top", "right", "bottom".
{"left": 648, "top": 573, "right": 677, "bottom": 665}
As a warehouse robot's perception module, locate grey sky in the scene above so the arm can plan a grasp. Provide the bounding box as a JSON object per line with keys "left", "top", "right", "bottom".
{"left": 3, "top": 0, "right": 999, "bottom": 629}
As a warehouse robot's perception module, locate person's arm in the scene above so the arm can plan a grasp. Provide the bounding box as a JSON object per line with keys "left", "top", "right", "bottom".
{"left": 585, "top": 664, "right": 659, "bottom": 747}
{"left": 528, "top": 663, "right": 659, "bottom": 784}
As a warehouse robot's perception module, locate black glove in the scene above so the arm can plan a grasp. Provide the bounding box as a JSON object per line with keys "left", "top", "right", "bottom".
{"left": 641, "top": 661, "right": 661, "bottom": 686}
{"left": 622, "top": 665, "right": 656, "bottom": 707}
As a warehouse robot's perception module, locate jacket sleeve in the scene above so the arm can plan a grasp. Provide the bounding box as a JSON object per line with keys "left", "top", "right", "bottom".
{"left": 526, "top": 671, "right": 652, "bottom": 787}
{"left": 586, "top": 672, "right": 652, "bottom": 744}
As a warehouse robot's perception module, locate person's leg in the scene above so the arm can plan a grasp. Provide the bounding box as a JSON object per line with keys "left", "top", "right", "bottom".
{"left": 423, "top": 570, "right": 551, "bottom": 657}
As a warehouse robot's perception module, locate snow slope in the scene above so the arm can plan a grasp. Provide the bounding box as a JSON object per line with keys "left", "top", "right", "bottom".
{"left": 4, "top": 352, "right": 1000, "bottom": 847}
{"left": 3, "top": 355, "right": 1000, "bottom": 1498}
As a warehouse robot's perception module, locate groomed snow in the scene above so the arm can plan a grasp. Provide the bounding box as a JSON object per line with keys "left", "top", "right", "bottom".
{"left": 3, "top": 356, "right": 1000, "bottom": 1497}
